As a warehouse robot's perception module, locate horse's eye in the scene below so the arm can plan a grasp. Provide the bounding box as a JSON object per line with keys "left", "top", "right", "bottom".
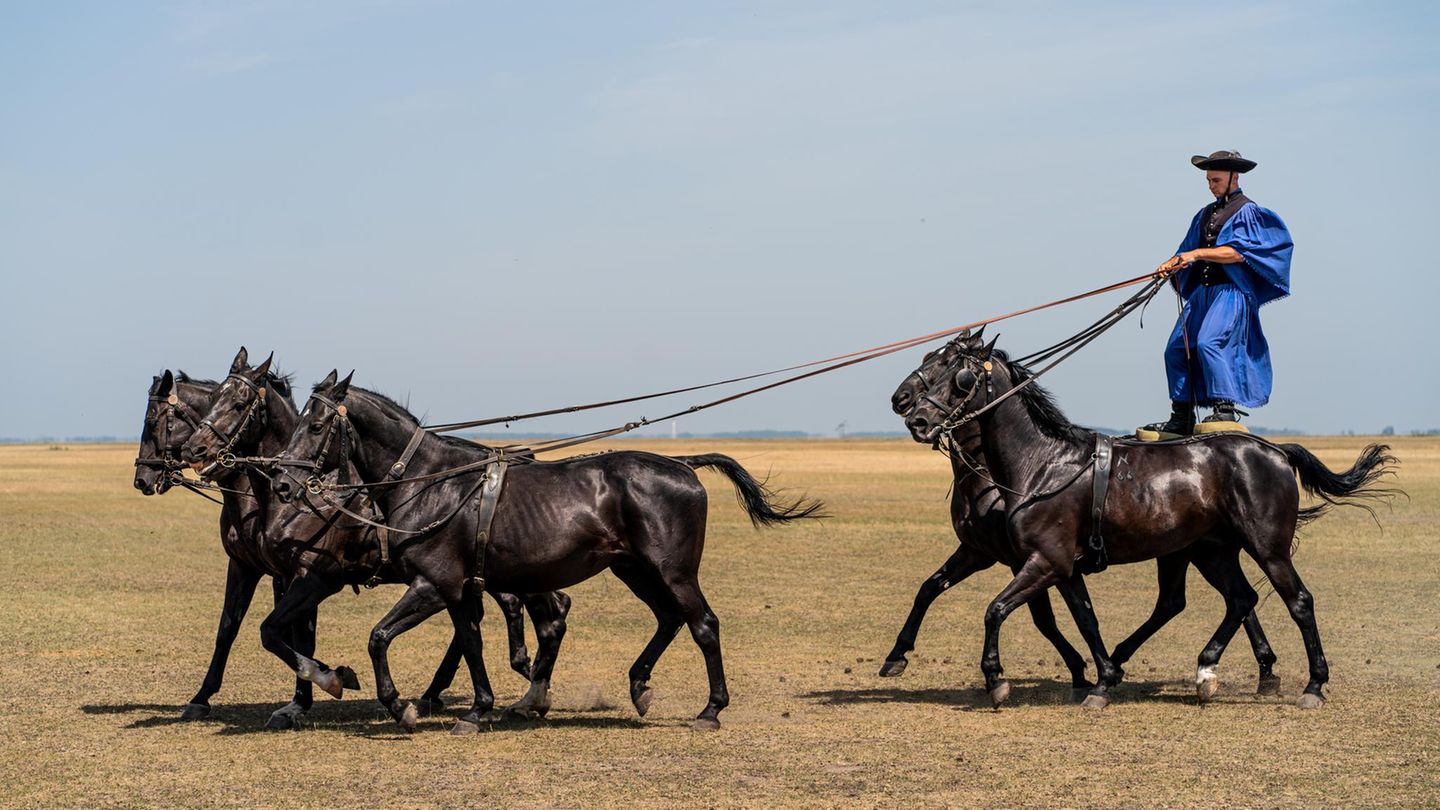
{"left": 309, "top": 422, "right": 325, "bottom": 434}
{"left": 232, "top": 400, "right": 245, "bottom": 412}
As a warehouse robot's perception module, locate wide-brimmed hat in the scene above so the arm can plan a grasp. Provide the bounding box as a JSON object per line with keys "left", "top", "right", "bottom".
{"left": 1191, "top": 150, "right": 1257, "bottom": 173}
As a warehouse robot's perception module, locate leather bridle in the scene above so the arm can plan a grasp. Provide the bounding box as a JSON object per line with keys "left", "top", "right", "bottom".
{"left": 134, "top": 387, "right": 208, "bottom": 482}
{"left": 192, "top": 373, "right": 269, "bottom": 471}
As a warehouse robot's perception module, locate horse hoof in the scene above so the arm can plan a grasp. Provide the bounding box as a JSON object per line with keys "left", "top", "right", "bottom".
{"left": 398, "top": 702, "right": 419, "bottom": 731}
{"left": 450, "top": 719, "right": 482, "bottom": 736}
{"left": 989, "top": 681, "right": 1011, "bottom": 708}
{"left": 878, "top": 659, "right": 908, "bottom": 678}
{"left": 265, "top": 706, "right": 306, "bottom": 731}
{"left": 1080, "top": 693, "right": 1110, "bottom": 710}
{"left": 1257, "top": 675, "right": 1282, "bottom": 697}
{"left": 1296, "top": 692, "right": 1325, "bottom": 710}
{"left": 180, "top": 702, "right": 210, "bottom": 721}
{"left": 632, "top": 686, "right": 654, "bottom": 718}
{"left": 315, "top": 671, "right": 344, "bottom": 700}
{"left": 1070, "top": 688, "right": 1091, "bottom": 705}
{"left": 1196, "top": 666, "right": 1219, "bottom": 703}
{"left": 336, "top": 665, "right": 360, "bottom": 691}
{"left": 692, "top": 717, "right": 721, "bottom": 732}
{"left": 413, "top": 696, "right": 447, "bottom": 716}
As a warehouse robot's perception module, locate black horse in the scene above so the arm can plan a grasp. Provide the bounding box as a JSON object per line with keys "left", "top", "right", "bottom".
{"left": 903, "top": 336, "right": 1395, "bottom": 709}
{"left": 267, "top": 371, "right": 821, "bottom": 732}
{"left": 147, "top": 350, "right": 562, "bottom": 728}
{"left": 881, "top": 331, "right": 1283, "bottom": 700}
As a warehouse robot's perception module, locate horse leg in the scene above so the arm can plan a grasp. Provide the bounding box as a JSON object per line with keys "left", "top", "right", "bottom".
{"left": 492, "top": 591, "right": 534, "bottom": 679}
{"left": 415, "top": 635, "right": 463, "bottom": 716}
{"left": 181, "top": 559, "right": 262, "bottom": 721}
{"left": 503, "top": 591, "right": 571, "bottom": 719}
{"left": 448, "top": 587, "right": 499, "bottom": 734}
{"left": 1242, "top": 610, "right": 1282, "bottom": 695}
{"left": 256, "top": 575, "right": 351, "bottom": 712}
{"left": 1190, "top": 551, "right": 1261, "bottom": 703}
{"left": 980, "top": 555, "right": 1061, "bottom": 708}
{"left": 267, "top": 589, "right": 322, "bottom": 731}
{"left": 1110, "top": 553, "right": 1190, "bottom": 674}
{"left": 368, "top": 579, "right": 447, "bottom": 730}
{"left": 1253, "top": 555, "right": 1329, "bottom": 708}
{"left": 1024, "top": 591, "right": 1093, "bottom": 699}
{"left": 417, "top": 590, "right": 531, "bottom": 717}
{"left": 880, "top": 544, "right": 993, "bottom": 677}
{"left": 666, "top": 576, "right": 728, "bottom": 731}
{"left": 1054, "top": 576, "right": 1121, "bottom": 710}
{"left": 610, "top": 562, "right": 684, "bottom": 719}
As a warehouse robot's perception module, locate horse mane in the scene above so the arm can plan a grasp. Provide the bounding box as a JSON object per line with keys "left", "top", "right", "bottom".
{"left": 336, "top": 385, "right": 486, "bottom": 452}
{"left": 261, "top": 369, "right": 296, "bottom": 404}
{"left": 175, "top": 371, "right": 217, "bottom": 386}
{"left": 180, "top": 368, "right": 296, "bottom": 405}
{"left": 994, "top": 351, "right": 1088, "bottom": 443}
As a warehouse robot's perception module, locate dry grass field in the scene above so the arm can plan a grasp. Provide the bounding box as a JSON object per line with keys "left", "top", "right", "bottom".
{"left": 0, "top": 436, "right": 1435, "bottom": 808}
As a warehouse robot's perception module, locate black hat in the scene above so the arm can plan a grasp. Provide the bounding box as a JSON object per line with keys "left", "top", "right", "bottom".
{"left": 1191, "top": 149, "right": 1257, "bottom": 173}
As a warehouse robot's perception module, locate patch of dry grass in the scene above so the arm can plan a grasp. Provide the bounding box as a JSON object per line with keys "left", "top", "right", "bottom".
{"left": 0, "top": 437, "right": 1435, "bottom": 807}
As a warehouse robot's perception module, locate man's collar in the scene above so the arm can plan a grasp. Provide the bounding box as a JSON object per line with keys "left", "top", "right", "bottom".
{"left": 1214, "top": 187, "right": 1244, "bottom": 204}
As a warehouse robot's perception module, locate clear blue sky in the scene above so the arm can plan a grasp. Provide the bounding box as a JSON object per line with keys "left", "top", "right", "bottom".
{"left": 3, "top": 1, "right": 1436, "bottom": 439}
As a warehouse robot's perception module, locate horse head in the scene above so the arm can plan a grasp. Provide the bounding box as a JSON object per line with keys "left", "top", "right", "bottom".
{"left": 902, "top": 331, "right": 1001, "bottom": 445}
{"left": 180, "top": 346, "right": 294, "bottom": 473}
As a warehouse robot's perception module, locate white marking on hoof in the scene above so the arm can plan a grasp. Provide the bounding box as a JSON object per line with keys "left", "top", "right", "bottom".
{"left": 450, "top": 718, "right": 481, "bottom": 735}
{"left": 1196, "top": 665, "right": 1219, "bottom": 702}
{"left": 989, "top": 681, "right": 1011, "bottom": 708}
{"left": 399, "top": 702, "right": 419, "bottom": 730}
{"left": 1080, "top": 693, "right": 1109, "bottom": 710}
{"left": 1296, "top": 692, "right": 1325, "bottom": 710}
{"left": 692, "top": 717, "right": 721, "bottom": 731}
{"left": 296, "top": 657, "right": 343, "bottom": 699}
{"left": 266, "top": 702, "right": 307, "bottom": 730}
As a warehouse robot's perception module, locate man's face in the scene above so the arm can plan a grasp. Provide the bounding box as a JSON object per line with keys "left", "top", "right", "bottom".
{"left": 1206, "top": 170, "right": 1235, "bottom": 197}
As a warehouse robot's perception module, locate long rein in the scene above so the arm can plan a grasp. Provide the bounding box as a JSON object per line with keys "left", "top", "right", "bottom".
{"left": 927, "top": 277, "right": 1166, "bottom": 501}
{"left": 237, "top": 273, "right": 1167, "bottom": 520}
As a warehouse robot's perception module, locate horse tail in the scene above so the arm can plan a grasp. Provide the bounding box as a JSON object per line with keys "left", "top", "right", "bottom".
{"left": 1278, "top": 442, "right": 1400, "bottom": 527}
{"left": 672, "top": 454, "right": 826, "bottom": 527}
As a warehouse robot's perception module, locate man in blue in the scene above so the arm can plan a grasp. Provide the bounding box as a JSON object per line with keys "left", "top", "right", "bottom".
{"left": 1137, "top": 150, "right": 1294, "bottom": 441}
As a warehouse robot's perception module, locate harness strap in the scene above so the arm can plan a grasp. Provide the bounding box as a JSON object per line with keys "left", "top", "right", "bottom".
{"left": 387, "top": 426, "right": 427, "bottom": 481}
{"left": 1085, "top": 434, "right": 1115, "bottom": 574}
{"left": 469, "top": 460, "right": 510, "bottom": 592}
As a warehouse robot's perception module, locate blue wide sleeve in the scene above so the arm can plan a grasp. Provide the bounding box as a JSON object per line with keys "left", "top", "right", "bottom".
{"left": 1170, "top": 209, "right": 1206, "bottom": 295}
{"left": 1218, "top": 203, "right": 1293, "bottom": 306}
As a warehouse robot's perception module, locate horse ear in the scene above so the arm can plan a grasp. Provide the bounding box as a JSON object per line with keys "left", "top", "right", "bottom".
{"left": 972, "top": 324, "right": 986, "bottom": 342}
{"left": 333, "top": 371, "right": 354, "bottom": 401}
{"left": 982, "top": 334, "right": 1000, "bottom": 359}
{"left": 158, "top": 370, "right": 175, "bottom": 396}
{"left": 230, "top": 346, "right": 249, "bottom": 374}
{"left": 318, "top": 369, "right": 338, "bottom": 391}
{"left": 253, "top": 352, "right": 273, "bottom": 378}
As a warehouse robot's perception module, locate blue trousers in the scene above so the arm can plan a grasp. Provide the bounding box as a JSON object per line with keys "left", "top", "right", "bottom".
{"left": 1164, "top": 284, "right": 1273, "bottom": 408}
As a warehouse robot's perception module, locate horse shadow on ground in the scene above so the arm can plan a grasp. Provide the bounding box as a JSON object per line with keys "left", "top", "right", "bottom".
{"left": 79, "top": 700, "right": 653, "bottom": 737}
{"left": 800, "top": 677, "right": 1224, "bottom": 711}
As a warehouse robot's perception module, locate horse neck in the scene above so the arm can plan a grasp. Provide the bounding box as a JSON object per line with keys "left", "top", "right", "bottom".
{"left": 975, "top": 371, "right": 1086, "bottom": 492}
{"left": 345, "top": 392, "right": 475, "bottom": 514}
{"left": 257, "top": 384, "right": 297, "bottom": 458}
{"left": 946, "top": 425, "right": 991, "bottom": 499}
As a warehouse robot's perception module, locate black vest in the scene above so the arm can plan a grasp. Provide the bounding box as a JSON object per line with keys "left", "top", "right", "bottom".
{"left": 1196, "top": 191, "right": 1250, "bottom": 286}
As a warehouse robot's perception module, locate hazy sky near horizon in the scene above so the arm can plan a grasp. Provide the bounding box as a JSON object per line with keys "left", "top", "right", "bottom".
{"left": 3, "top": 1, "right": 1437, "bottom": 440}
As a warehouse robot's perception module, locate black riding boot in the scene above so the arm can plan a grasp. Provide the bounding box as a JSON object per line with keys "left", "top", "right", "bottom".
{"left": 1196, "top": 401, "right": 1250, "bottom": 433}
{"left": 1137, "top": 402, "right": 1195, "bottom": 441}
